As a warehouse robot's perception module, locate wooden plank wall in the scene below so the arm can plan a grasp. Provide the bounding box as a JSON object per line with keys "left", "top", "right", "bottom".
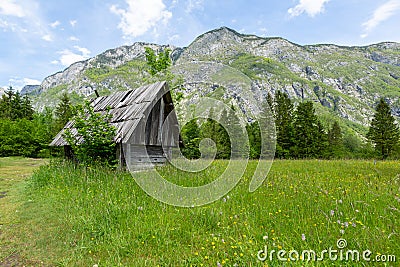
{"left": 145, "top": 99, "right": 161, "bottom": 145}
{"left": 123, "top": 144, "right": 170, "bottom": 170}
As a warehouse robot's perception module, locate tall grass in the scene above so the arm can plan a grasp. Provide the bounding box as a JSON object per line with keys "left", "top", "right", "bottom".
{"left": 21, "top": 160, "right": 400, "bottom": 266}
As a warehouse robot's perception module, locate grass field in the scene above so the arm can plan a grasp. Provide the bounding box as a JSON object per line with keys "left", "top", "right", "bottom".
{"left": 0, "top": 157, "right": 48, "bottom": 266}
{"left": 0, "top": 158, "right": 399, "bottom": 266}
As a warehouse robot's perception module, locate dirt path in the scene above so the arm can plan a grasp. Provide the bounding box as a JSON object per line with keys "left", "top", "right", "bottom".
{"left": 0, "top": 157, "right": 48, "bottom": 267}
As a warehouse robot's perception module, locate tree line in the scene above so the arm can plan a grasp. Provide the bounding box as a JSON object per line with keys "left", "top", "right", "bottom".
{"left": 1, "top": 84, "right": 398, "bottom": 160}
{"left": 180, "top": 91, "right": 400, "bottom": 160}
{"left": 0, "top": 87, "right": 73, "bottom": 157}
{"left": 1, "top": 85, "right": 398, "bottom": 160}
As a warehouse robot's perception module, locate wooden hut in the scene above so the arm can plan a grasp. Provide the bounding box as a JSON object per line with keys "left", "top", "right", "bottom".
{"left": 50, "top": 81, "right": 181, "bottom": 169}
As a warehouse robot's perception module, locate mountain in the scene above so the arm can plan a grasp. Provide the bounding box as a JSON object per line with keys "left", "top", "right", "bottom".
{"left": 30, "top": 27, "right": 400, "bottom": 136}
{"left": 21, "top": 85, "right": 40, "bottom": 95}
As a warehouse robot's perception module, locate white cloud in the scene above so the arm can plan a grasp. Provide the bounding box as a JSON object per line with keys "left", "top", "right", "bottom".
{"left": 0, "top": 19, "right": 7, "bottom": 29}
{"left": 0, "top": 19, "right": 29, "bottom": 33}
{"left": 185, "top": 0, "right": 204, "bottom": 13}
{"left": 69, "top": 36, "right": 80, "bottom": 41}
{"left": 171, "top": 0, "right": 179, "bottom": 8}
{"left": 70, "top": 20, "right": 77, "bottom": 27}
{"left": 58, "top": 46, "right": 91, "bottom": 67}
{"left": 42, "top": 34, "right": 53, "bottom": 42}
{"left": 23, "top": 78, "right": 41, "bottom": 85}
{"left": 0, "top": 1, "right": 55, "bottom": 43}
{"left": 8, "top": 77, "right": 41, "bottom": 91}
{"left": 288, "top": 0, "right": 330, "bottom": 17}
{"left": 168, "top": 34, "right": 180, "bottom": 43}
{"left": 0, "top": 18, "right": 16, "bottom": 31}
{"left": 50, "top": 20, "right": 60, "bottom": 28}
{"left": 0, "top": 1, "right": 27, "bottom": 32}
{"left": 0, "top": 0, "right": 25, "bottom": 17}
{"left": 259, "top": 27, "right": 268, "bottom": 34}
{"left": 361, "top": 0, "right": 400, "bottom": 38}
{"left": 51, "top": 60, "right": 59, "bottom": 65}
{"left": 110, "top": 0, "right": 172, "bottom": 38}
{"left": 74, "top": 46, "right": 90, "bottom": 56}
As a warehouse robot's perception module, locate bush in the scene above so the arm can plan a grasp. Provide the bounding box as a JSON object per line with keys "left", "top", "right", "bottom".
{"left": 64, "top": 101, "right": 117, "bottom": 167}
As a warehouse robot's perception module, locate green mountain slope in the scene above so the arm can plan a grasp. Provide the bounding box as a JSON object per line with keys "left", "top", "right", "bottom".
{"left": 29, "top": 27, "right": 400, "bottom": 138}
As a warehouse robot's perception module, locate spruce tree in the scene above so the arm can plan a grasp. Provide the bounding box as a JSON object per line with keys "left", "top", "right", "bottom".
{"left": 5, "top": 87, "right": 14, "bottom": 118}
{"left": 217, "top": 108, "right": 231, "bottom": 159}
{"left": 55, "top": 93, "right": 73, "bottom": 132}
{"left": 328, "top": 121, "right": 344, "bottom": 158}
{"left": 227, "top": 106, "right": 247, "bottom": 158}
{"left": 246, "top": 121, "right": 261, "bottom": 159}
{"left": 0, "top": 87, "right": 14, "bottom": 119}
{"left": 258, "top": 97, "right": 276, "bottom": 159}
{"left": 367, "top": 98, "right": 399, "bottom": 159}
{"left": 293, "top": 101, "right": 322, "bottom": 158}
{"left": 315, "top": 120, "right": 329, "bottom": 158}
{"left": 0, "top": 87, "right": 34, "bottom": 120}
{"left": 11, "top": 91, "right": 23, "bottom": 120}
{"left": 274, "top": 91, "right": 294, "bottom": 158}
{"left": 21, "top": 95, "right": 34, "bottom": 120}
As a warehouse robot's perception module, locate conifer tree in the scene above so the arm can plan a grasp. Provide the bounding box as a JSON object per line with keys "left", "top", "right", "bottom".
{"left": 315, "top": 120, "right": 329, "bottom": 158}
{"left": 11, "top": 91, "right": 22, "bottom": 120}
{"left": 274, "top": 91, "right": 294, "bottom": 158}
{"left": 5, "top": 86, "right": 14, "bottom": 114}
{"left": 246, "top": 121, "right": 261, "bottom": 159}
{"left": 367, "top": 98, "right": 399, "bottom": 159}
{"left": 217, "top": 108, "right": 231, "bottom": 159}
{"left": 55, "top": 93, "right": 73, "bottom": 132}
{"left": 21, "top": 95, "right": 34, "bottom": 120}
{"left": 0, "top": 87, "right": 34, "bottom": 120}
{"left": 328, "top": 121, "right": 344, "bottom": 158}
{"left": 292, "top": 101, "right": 322, "bottom": 158}
{"left": 0, "top": 87, "right": 14, "bottom": 119}
{"left": 258, "top": 96, "right": 276, "bottom": 159}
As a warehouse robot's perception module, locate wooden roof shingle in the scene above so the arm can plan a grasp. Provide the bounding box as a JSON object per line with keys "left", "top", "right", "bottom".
{"left": 50, "top": 81, "right": 169, "bottom": 146}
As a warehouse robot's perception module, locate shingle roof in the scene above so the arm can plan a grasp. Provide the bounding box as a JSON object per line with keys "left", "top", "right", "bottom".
{"left": 50, "top": 81, "right": 169, "bottom": 146}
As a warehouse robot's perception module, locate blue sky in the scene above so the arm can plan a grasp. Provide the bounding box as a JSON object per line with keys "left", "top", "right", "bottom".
{"left": 1, "top": 0, "right": 400, "bottom": 90}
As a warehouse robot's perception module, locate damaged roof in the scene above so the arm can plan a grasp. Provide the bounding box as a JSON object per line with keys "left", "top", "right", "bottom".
{"left": 50, "top": 81, "right": 172, "bottom": 146}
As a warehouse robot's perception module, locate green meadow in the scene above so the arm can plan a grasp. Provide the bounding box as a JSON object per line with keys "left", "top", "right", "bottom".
{"left": 1, "top": 158, "right": 399, "bottom": 266}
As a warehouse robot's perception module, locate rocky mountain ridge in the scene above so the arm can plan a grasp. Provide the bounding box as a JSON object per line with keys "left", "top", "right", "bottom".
{"left": 28, "top": 27, "right": 400, "bottom": 135}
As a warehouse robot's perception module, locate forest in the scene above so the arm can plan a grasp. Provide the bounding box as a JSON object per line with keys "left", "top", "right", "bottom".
{"left": 0, "top": 83, "right": 399, "bottom": 160}
{"left": 0, "top": 87, "right": 71, "bottom": 158}
{"left": 181, "top": 91, "right": 400, "bottom": 160}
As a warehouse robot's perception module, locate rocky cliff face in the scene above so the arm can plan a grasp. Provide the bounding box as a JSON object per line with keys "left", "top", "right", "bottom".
{"left": 174, "top": 28, "right": 400, "bottom": 124}
{"left": 21, "top": 85, "right": 40, "bottom": 95}
{"left": 31, "top": 27, "right": 400, "bottom": 135}
{"left": 40, "top": 43, "right": 175, "bottom": 95}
